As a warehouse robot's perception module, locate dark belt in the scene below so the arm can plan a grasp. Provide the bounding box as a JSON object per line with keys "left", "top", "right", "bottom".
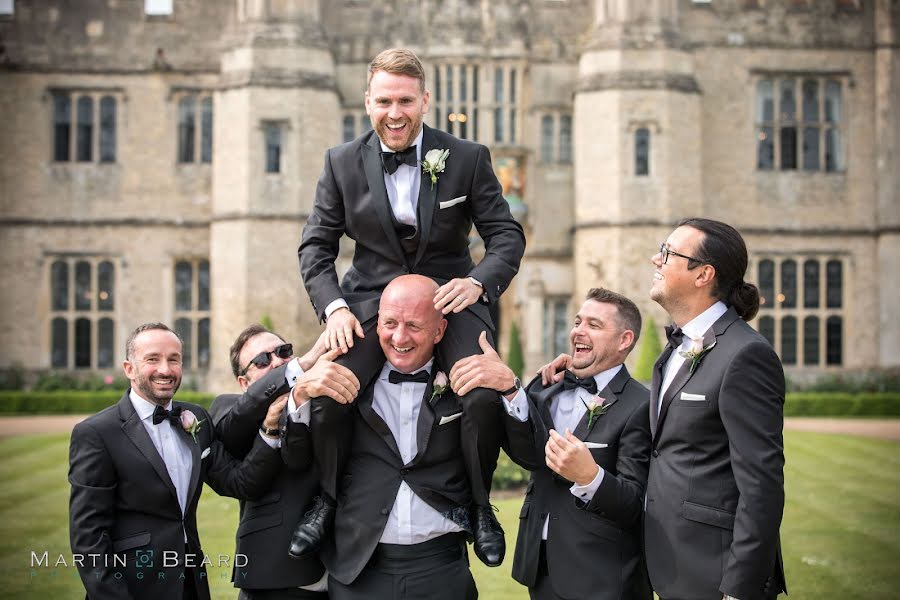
{"left": 369, "top": 532, "right": 467, "bottom": 575}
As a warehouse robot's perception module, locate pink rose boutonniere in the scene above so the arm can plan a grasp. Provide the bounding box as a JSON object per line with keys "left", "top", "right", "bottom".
{"left": 582, "top": 395, "right": 611, "bottom": 428}
{"left": 678, "top": 336, "right": 717, "bottom": 374}
{"left": 431, "top": 371, "right": 449, "bottom": 403}
{"left": 180, "top": 409, "right": 204, "bottom": 443}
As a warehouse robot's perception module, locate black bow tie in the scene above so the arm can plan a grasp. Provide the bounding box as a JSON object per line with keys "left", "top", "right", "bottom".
{"left": 152, "top": 404, "right": 183, "bottom": 425}
{"left": 388, "top": 370, "right": 430, "bottom": 385}
{"left": 561, "top": 370, "right": 598, "bottom": 395}
{"left": 381, "top": 146, "right": 418, "bottom": 174}
{"left": 665, "top": 325, "right": 684, "bottom": 348}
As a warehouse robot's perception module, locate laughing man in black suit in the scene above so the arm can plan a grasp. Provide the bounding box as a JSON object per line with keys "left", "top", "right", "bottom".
{"left": 451, "top": 288, "right": 652, "bottom": 600}
{"left": 69, "top": 322, "right": 284, "bottom": 600}
{"left": 295, "top": 47, "right": 526, "bottom": 566}
{"left": 297, "top": 274, "right": 524, "bottom": 599}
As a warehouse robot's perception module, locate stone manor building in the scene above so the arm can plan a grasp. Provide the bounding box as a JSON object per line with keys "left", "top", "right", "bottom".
{"left": 1, "top": 0, "right": 898, "bottom": 390}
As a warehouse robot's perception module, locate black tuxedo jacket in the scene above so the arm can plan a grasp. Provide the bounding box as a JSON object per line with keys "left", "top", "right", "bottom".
{"left": 506, "top": 366, "right": 652, "bottom": 600}
{"left": 645, "top": 307, "right": 787, "bottom": 600}
{"left": 299, "top": 124, "right": 525, "bottom": 326}
{"left": 68, "top": 391, "right": 281, "bottom": 600}
{"left": 311, "top": 368, "right": 477, "bottom": 585}
{"left": 209, "top": 365, "right": 325, "bottom": 591}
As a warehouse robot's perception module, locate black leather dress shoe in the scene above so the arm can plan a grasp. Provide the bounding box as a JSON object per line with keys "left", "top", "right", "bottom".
{"left": 472, "top": 505, "right": 505, "bottom": 567}
{"left": 288, "top": 496, "right": 335, "bottom": 558}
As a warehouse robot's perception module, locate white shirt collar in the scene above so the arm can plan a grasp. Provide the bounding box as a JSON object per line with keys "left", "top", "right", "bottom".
{"left": 129, "top": 389, "right": 172, "bottom": 422}
{"left": 589, "top": 363, "right": 623, "bottom": 394}
{"left": 378, "top": 127, "right": 424, "bottom": 162}
{"left": 680, "top": 301, "right": 728, "bottom": 344}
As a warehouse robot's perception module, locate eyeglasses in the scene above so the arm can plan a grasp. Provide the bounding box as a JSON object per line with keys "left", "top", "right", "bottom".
{"left": 240, "top": 343, "right": 293, "bottom": 376}
{"left": 659, "top": 243, "right": 705, "bottom": 266}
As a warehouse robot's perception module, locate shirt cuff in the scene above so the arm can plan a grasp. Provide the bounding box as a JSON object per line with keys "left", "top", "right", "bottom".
{"left": 467, "top": 276, "right": 489, "bottom": 303}
{"left": 324, "top": 298, "right": 349, "bottom": 319}
{"left": 285, "top": 358, "right": 305, "bottom": 387}
{"left": 287, "top": 391, "right": 311, "bottom": 425}
{"left": 501, "top": 388, "right": 529, "bottom": 422}
{"left": 570, "top": 464, "right": 604, "bottom": 502}
{"left": 258, "top": 431, "right": 281, "bottom": 449}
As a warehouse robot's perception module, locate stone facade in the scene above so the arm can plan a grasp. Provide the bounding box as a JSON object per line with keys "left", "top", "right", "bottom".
{"left": 1, "top": 0, "right": 897, "bottom": 391}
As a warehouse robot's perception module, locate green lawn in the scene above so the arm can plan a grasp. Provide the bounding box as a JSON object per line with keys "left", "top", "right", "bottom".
{"left": 0, "top": 431, "right": 897, "bottom": 599}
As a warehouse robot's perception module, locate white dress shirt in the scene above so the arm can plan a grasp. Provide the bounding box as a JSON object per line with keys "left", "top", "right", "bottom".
{"left": 130, "top": 391, "right": 193, "bottom": 516}
{"left": 657, "top": 301, "right": 727, "bottom": 414}
{"left": 323, "top": 128, "right": 425, "bottom": 319}
{"left": 372, "top": 359, "right": 463, "bottom": 544}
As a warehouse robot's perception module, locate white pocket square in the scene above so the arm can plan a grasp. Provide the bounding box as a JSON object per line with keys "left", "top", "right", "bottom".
{"left": 439, "top": 196, "right": 467, "bottom": 209}
{"left": 439, "top": 412, "right": 463, "bottom": 425}
{"left": 680, "top": 392, "right": 706, "bottom": 401}
{"left": 584, "top": 442, "right": 608, "bottom": 449}
{"left": 200, "top": 447, "right": 211, "bottom": 459}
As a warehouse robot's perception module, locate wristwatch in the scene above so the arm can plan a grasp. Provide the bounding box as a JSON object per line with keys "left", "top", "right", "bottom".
{"left": 500, "top": 377, "right": 521, "bottom": 397}
{"left": 260, "top": 425, "right": 282, "bottom": 438}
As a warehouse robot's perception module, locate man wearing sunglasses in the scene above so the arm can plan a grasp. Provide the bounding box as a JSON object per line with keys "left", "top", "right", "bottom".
{"left": 209, "top": 325, "right": 359, "bottom": 600}
{"left": 644, "top": 218, "right": 787, "bottom": 600}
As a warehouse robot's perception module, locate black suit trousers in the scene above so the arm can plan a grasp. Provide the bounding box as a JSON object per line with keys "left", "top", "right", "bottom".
{"left": 327, "top": 534, "right": 477, "bottom": 600}
{"left": 310, "top": 308, "right": 503, "bottom": 505}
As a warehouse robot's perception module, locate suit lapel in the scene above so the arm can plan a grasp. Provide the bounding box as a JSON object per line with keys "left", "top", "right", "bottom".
{"left": 654, "top": 310, "right": 736, "bottom": 441}
{"left": 357, "top": 383, "right": 402, "bottom": 459}
{"left": 362, "top": 134, "right": 406, "bottom": 265}
{"left": 412, "top": 125, "right": 439, "bottom": 269}
{"left": 649, "top": 345, "right": 673, "bottom": 439}
{"left": 173, "top": 402, "right": 202, "bottom": 507}
{"left": 572, "top": 366, "right": 629, "bottom": 439}
{"left": 411, "top": 372, "right": 438, "bottom": 466}
{"left": 532, "top": 380, "right": 562, "bottom": 439}
{"left": 118, "top": 392, "right": 180, "bottom": 507}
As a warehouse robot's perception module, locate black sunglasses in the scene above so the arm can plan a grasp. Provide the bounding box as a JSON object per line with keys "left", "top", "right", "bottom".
{"left": 240, "top": 343, "right": 293, "bottom": 376}
{"left": 659, "top": 243, "right": 705, "bottom": 266}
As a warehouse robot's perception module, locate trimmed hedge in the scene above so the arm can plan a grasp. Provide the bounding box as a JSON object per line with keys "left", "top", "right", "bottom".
{"left": 493, "top": 450, "right": 531, "bottom": 491}
{"left": 784, "top": 392, "right": 900, "bottom": 417}
{"left": 0, "top": 391, "right": 215, "bottom": 415}
{"left": 2, "top": 391, "right": 898, "bottom": 418}
{"left": 1, "top": 391, "right": 898, "bottom": 417}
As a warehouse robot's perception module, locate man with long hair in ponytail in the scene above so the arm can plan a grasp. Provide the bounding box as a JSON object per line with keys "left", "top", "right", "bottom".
{"left": 643, "top": 218, "right": 787, "bottom": 600}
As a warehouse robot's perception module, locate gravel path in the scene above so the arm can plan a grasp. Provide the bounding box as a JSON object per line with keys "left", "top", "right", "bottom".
{"left": 0, "top": 414, "right": 898, "bottom": 441}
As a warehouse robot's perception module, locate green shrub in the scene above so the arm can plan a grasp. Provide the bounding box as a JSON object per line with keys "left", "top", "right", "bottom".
{"left": 0, "top": 364, "right": 26, "bottom": 391}
{"left": 788, "top": 370, "right": 900, "bottom": 393}
{"left": 32, "top": 372, "right": 130, "bottom": 392}
{"left": 506, "top": 321, "right": 525, "bottom": 380}
{"left": 633, "top": 316, "right": 663, "bottom": 383}
{"left": 492, "top": 450, "right": 530, "bottom": 491}
{"left": 0, "top": 391, "right": 215, "bottom": 414}
{"left": 784, "top": 392, "right": 900, "bottom": 417}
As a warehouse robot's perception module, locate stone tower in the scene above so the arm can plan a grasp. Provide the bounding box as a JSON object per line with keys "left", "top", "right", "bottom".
{"left": 875, "top": 0, "right": 900, "bottom": 366}
{"left": 574, "top": 0, "right": 702, "bottom": 328}
{"left": 209, "top": 0, "right": 339, "bottom": 387}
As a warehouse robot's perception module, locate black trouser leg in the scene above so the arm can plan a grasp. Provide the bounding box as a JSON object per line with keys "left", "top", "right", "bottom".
{"left": 310, "top": 316, "right": 383, "bottom": 501}
{"left": 436, "top": 310, "right": 503, "bottom": 507}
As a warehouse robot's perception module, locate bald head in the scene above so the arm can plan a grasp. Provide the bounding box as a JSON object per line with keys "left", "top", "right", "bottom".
{"left": 377, "top": 275, "right": 447, "bottom": 373}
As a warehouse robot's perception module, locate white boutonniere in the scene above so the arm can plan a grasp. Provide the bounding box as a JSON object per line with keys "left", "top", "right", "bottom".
{"left": 431, "top": 371, "right": 449, "bottom": 403}
{"left": 180, "top": 409, "right": 204, "bottom": 443}
{"left": 422, "top": 149, "right": 449, "bottom": 189}
{"left": 678, "top": 337, "right": 717, "bottom": 373}
{"left": 581, "top": 396, "right": 611, "bottom": 428}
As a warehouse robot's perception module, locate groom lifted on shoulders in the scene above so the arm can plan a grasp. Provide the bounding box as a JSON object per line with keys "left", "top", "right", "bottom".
{"left": 294, "top": 47, "right": 526, "bottom": 567}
